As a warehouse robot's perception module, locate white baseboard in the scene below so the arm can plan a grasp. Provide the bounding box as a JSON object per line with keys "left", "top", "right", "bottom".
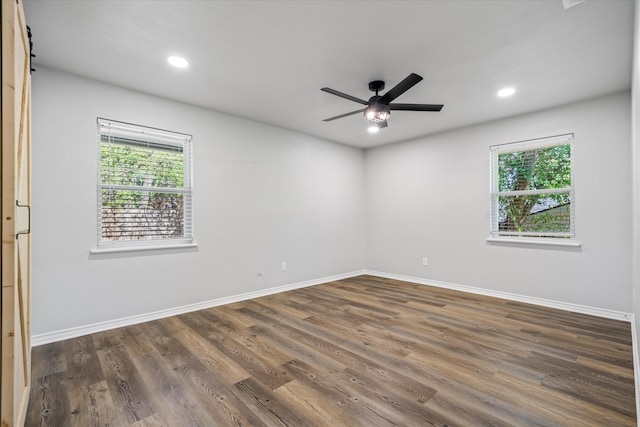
{"left": 32, "top": 268, "right": 634, "bottom": 346}
{"left": 364, "top": 270, "right": 633, "bottom": 322}
{"left": 31, "top": 270, "right": 366, "bottom": 346}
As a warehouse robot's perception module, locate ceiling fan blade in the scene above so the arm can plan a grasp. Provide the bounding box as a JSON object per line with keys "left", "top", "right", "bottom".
{"left": 378, "top": 73, "right": 423, "bottom": 104}
{"left": 389, "top": 103, "right": 443, "bottom": 112}
{"left": 321, "top": 87, "right": 369, "bottom": 105}
{"left": 322, "top": 108, "right": 366, "bottom": 122}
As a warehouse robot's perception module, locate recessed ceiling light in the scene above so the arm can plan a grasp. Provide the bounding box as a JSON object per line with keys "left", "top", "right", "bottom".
{"left": 167, "top": 56, "right": 189, "bottom": 68}
{"left": 497, "top": 87, "right": 516, "bottom": 98}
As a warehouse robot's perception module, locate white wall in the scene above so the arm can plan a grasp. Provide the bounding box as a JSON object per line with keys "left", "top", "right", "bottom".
{"left": 31, "top": 67, "right": 365, "bottom": 336}
{"left": 632, "top": 0, "right": 640, "bottom": 379}
{"left": 32, "top": 66, "right": 633, "bottom": 339}
{"left": 365, "top": 91, "right": 632, "bottom": 312}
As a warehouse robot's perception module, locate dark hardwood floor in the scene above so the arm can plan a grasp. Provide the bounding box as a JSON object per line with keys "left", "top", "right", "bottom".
{"left": 26, "top": 275, "right": 636, "bottom": 426}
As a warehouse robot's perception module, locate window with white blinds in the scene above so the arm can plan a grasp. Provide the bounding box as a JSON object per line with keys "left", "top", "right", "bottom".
{"left": 490, "top": 134, "right": 574, "bottom": 240}
{"left": 97, "top": 118, "right": 193, "bottom": 248}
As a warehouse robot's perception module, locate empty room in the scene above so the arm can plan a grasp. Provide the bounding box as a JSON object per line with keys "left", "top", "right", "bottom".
{"left": 2, "top": 0, "right": 640, "bottom": 426}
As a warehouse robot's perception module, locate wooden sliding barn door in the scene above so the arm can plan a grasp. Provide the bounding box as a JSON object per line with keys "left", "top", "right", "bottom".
{"left": 1, "top": 0, "right": 32, "bottom": 425}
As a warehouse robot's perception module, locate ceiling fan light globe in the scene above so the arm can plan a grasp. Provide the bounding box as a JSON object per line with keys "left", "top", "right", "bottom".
{"left": 364, "top": 107, "right": 390, "bottom": 123}
{"left": 371, "top": 113, "right": 389, "bottom": 123}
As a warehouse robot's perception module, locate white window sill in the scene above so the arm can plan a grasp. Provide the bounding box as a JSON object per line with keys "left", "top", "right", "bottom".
{"left": 90, "top": 242, "right": 198, "bottom": 254}
{"left": 486, "top": 237, "right": 581, "bottom": 247}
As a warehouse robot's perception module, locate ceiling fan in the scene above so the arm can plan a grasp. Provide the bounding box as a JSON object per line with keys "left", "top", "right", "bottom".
{"left": 321, "top": 73, "right": 443, "bottom": 132}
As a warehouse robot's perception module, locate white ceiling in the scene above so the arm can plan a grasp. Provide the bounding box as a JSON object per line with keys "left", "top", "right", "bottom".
{"left": 23, "top": 0, "right": 633, "bottom": 149}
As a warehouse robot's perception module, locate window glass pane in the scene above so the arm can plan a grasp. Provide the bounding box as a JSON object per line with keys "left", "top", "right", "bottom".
{"left": 97, "top": 118, "right": 192, "bottom": 248}
{"left": 498, "top": 144, "right": 571, "bottom": 192}
{"left": 498, "top": 193, "right": 571, "bottom": 233}
{"left": 100, "top": 136, "right": 184, "bottom": 188}
{"left": 101, "top": 189, "right": 184, "bottom": 242}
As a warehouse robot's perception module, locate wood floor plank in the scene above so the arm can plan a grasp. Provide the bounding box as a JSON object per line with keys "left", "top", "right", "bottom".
{"left": 131, "top": 351, "right": 219, "bottom": 426}
{"left": 210, "top": 308, "right": 296, "bottom": 367}
{"left": 176, "top": 311, "right": 295, "bottom": 391}
{"left": 276, "top": 359, "right": 407, "bottom": 427}
{"left": 331, "top": 366, "right": 441, "bottom": 425}
{"left": 92, "top": 380, "right": 121, "bottom": 425}
{"left": 30, "top": 340, "right": 67, "bottom": 380}
{"left": 234, "top": 377, "right": 311, "bottom": 426}
{"left": 247, "top": 323, "right": 349, "bottom": 375}
{"left": 139, "top": 318, "right": 271, "bottom": 427}
{"left": 160, "top": 316, "right": 252, "bottom": 385}
{"left": 26, "top": 275, "right": 637, "bottom": 426}
{"left": 26, "top": 372, "right": 70, "bottom": 427}
{"left": 578, "top": 355, "right": 636, "bottom": 380}
{"left": 274, "top": 382, "right": 344, "bottom": 426}
{"left": 94, "top": 343, "right": 158, "bottom": 424}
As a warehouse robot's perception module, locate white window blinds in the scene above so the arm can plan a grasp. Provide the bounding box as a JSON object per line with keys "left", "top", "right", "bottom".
{"left": 490, "top": 134, "right": 574, "bottom": 239}
{"left": 97, "top": 118, "right": 193, "bottom": 247}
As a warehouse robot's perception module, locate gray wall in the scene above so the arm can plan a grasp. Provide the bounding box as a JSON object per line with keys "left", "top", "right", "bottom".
{"left": 31, "top": 68, "right": 366, "bottom": 336}
{"left": 31, "top": 68, "right": 634, "bottom": 339}
{"left": 365, "top": 91, "right": 632, "bottom": 312}
{"left": 632, "top": 0, "right": 640, "bottom": 385}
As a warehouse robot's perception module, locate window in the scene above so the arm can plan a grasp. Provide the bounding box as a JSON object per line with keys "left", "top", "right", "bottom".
{"left": 97, "top": 118, "right": 193, "bottom": 249}
{"left": 490, "top": 134, "right": 574, "bottom": 241}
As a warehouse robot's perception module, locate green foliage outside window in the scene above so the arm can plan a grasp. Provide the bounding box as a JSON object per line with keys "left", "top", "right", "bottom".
{"left": 497, "top": 144, "right": 571, "bottom": 234}
{"left": 100, "top": 137, "right": 184, "bottom": 207}
{"left": 100, "top": 136, "right": 186, "bottom": 241}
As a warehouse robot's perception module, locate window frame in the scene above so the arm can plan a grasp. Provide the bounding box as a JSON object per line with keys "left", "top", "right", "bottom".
{"left": 95, "top": 118, "right": 194, "bottom": 251}
{"left": 489, "top": 133, "right": 576, "bottom": 245}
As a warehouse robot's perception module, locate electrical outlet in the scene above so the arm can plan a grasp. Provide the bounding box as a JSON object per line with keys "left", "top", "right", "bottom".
{"left": 281, "top": 261, "right": 287, "bottom": 271}
{"left": 422, "top": 257, "right": 428, "bottom": 266}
